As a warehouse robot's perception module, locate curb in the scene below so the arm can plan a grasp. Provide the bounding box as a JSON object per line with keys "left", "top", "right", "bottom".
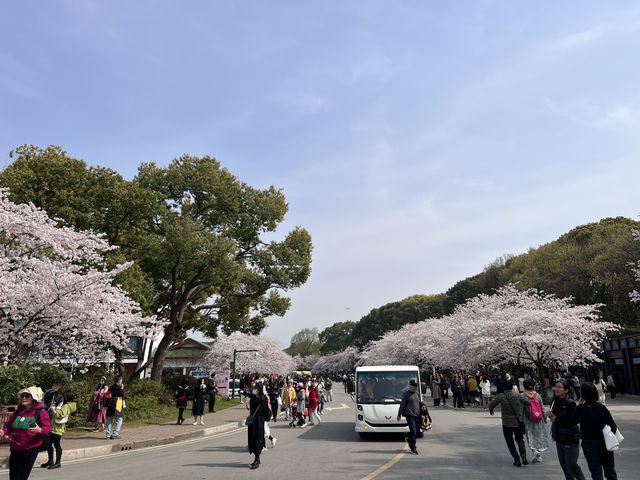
{"left": 0, "top": 421, "right": 244, "bottom": 469}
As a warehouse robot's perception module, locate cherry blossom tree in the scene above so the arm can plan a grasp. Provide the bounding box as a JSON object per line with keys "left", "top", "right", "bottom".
{"left": 202, "top": 332, "right": 293, "bottom": 374}
{"left": 313, "top": 347, "right": 359, "bottom": 374}
{"left": 631, "top": 229, "right": 640, "bottom": 303}
{"left": 0, "top": 190, "right": 163, "bottom": 369}
{"left": 359, "top": 284, "right": 618, "bottom": 384}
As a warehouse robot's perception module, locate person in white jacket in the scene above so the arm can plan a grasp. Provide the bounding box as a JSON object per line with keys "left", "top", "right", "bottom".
{"left": 479, "top": 377, "right": 491, "bottom": 407}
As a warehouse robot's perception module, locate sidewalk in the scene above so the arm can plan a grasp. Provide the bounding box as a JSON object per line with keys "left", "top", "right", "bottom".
{"left": 1, "top": 402, "right": 249, "bottom": 469}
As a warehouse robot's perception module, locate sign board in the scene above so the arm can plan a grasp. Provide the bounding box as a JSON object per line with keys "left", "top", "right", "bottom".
{"left": 191, "top": 371, "right": 209, "bottom": 378}
{"left": 633, "top": 358, "right": 640, "bottom": 365}
{"left": 614, "top": 359, "right": 624, "bottom": 365}
{"left": 216, "top": 370, "right": 230, "bottom": 396}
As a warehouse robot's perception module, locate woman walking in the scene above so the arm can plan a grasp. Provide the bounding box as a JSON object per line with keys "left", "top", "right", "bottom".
{"left": 521, "top": 379, "right": 550, "bottom": 463}
{"left": 246, "top": 382, "right": 271, "bottom": 469}
{"left": 431, "top": 373, "right": 442, "bottom": 407}
{"left": 0, "top": 386, "right": 51, "bottom": 480}
{"left": 192, "top": 378, "right": 206, "bottom": 425}
{"left": 480, "top": 376, "right": 491, "bottom": 408}
{"left": 86, "top": 377, "right": 108, "bottom": 432}
{"left": 42, "top": 390, "right": 76, "bottom": 469}
{"left": 594, "top": 375, "right": 607, "bottom": 405}
{"left": 576, "top": 383, "right": 618, "bottom": 480}
{"left": 308, "top": 385, "right": 322, "bottom": 425}
{"left": 174, "top": 379, "right": 190, "bottom": 425}
{"left": 547, "top": 379, "right": 586, "bottom": 480}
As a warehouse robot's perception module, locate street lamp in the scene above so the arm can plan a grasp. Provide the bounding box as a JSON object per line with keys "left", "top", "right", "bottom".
{"left": 231, "top": 348, "right": 258, "bottom": 399}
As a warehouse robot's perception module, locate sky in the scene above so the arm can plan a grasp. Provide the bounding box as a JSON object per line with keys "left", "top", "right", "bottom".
{"left": 2, "top": 1, "right": 640, "bottom": 347}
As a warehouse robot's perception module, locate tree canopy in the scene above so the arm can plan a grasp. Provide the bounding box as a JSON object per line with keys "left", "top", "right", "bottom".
{"left": 285, "top": 327, "right": 321, "bottom": 357}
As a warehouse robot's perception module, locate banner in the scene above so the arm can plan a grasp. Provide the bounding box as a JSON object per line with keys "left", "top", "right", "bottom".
{"left": 216, "top": 369, "right": 230, "bottom": 396}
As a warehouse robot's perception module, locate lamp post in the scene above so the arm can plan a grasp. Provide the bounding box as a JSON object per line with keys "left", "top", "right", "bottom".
{"left": 231, "top": 349, "right": 258, "bottom": 400}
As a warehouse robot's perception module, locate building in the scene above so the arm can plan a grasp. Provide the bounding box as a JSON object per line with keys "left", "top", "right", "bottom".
{"left": 602, "top": 328, "right": 640, "bottom": 395}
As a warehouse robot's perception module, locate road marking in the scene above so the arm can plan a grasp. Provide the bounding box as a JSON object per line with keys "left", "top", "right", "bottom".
{"left": 360, "top": 444, "right": 409, "bottom": 480}
{"left": 323, "top": 403, "right": 350, "bottom": 411}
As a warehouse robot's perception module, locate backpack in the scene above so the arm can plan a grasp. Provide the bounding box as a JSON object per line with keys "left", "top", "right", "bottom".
{"left": 526, "top": 393, "right": 543, "bottom": 422}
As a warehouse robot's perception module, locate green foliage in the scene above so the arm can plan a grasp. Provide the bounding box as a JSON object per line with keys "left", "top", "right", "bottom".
{"left": 0, "top": 363, "right": 70, "bottom": 406}
{"left": 349, "top": 294, "right": 447, "bottom": 348}
{"left": 319, "top": 321, "right": 356, "bottom": 354}
{"left": 286, "top": 328, "right": 321, "bottom": 357}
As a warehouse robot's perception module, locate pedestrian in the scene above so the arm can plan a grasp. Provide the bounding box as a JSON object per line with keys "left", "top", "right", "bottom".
{"left": 397, "top": 379, "right": 420, "bottom": 455}
{"left": 282, "top": 381, "right": 295, "bottom": 420}
{"left": 207, "top": 373, "right": 218, "bottom": 413}
{"left": 521, "top": 379, "right": 550, "bottom": 464}
{"left": 268, "top": 381, "right": 280, "bottom": 422}
{"left": 86, "top": 377, "right": 108, "bottom": 432}
{"left": 325, "top": 376, "right": 333, "bottom": 402}
{"left": 105, "top": 376, "right": 125, "bottom": 440}
{"left": 547, "top": 379, "right": 586, "bottom": 480}
{"left": 0, "top": 386, "right": 51, "bottom": 480}
{"left": 440, "top": 376, "right": 449, "bottom": 406}
{"left": 316, "top": 378, "right": 326, "bottom": 414}
{"left": 41, "top": 390, "right": 76, "bottom": 470}
{"left": 431, "top": 373, "right": 442, "bottom": 407}
{"left": 451, "top": 375, "right": 464, "bottom": 409}
{"left": 40, "top": 382, "right": 62, "bottom": 456}
{"left": 488, "top": 378, "right": 531, "bottom": 467}
{"left": 308, "top": 385, "right": 322, "bottom": 425}
{"left": 174, "top": 379, "right": 190, "bottom": 425}
{"left": 192, "top": 378, "right": 206, "bottom": 425}
{"left": 295, "top": 383, "right": 307, "bottom": 427}
{"left": 593, "top": 375, "right": 607, "bottom": 405}
{"left": 606, "top": 374, "right": 616, "bottom": 401}
{"left": 419, "top": 401, "right": 432, "bottom": 434}
{"left": 480, "top": 376, "right": 492, "bottom": 408}
{"left": 468, "top": 375, "right": 480, "bottom": 406}
{"left": 576, "top": 383, "right": 618, "bottom": 480}
{"left": 246, "top": 381, "right": 271, "bottom": 469}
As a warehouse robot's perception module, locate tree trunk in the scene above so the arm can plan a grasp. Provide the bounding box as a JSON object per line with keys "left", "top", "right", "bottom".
{"left": 114, "top": 349, "right": 125, "bottom": 377}
{"left": 150, "top": 327, "right": 177, "bottom": 382}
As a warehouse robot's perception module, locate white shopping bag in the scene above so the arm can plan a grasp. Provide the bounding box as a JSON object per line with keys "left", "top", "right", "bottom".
{"left": 603, "top": 424, "right": 621, "bottom": 451}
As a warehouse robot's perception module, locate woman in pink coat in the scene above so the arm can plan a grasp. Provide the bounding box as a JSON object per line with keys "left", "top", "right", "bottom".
{"left": 86, "top": 377, "right": 108, "bottom": 432}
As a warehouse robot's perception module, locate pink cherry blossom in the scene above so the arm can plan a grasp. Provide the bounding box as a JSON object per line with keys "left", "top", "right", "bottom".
{"left": 0, "top": 189, "right": 164, "bottom": 369}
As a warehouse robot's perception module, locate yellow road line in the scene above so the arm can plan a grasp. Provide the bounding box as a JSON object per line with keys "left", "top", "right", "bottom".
{"left": 360, "top": 444, "right": 409, "bottom": 480}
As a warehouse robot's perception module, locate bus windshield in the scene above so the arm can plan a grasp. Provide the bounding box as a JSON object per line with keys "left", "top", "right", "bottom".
{"left": 356, "top": 371, "right": 419, "bottom": 404}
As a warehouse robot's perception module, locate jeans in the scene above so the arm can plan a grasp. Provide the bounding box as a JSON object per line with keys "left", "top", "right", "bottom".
{"left": 326, "top": 389, "right": 333, "bottom": 402}
{"left": 406, "top": 415, "right": 420, "bottom": 451}
{"left": 285, "top": 404, "right": 292, "bottom": 418}
{"left": 502, "top": 425, "right": 527, "bottom": 460}
{"left": 556, "top": 442, "right": 586, "bottom": 480}
{"left": 319, "top": 395, "right": 325, "bottom": 413}
{"left": 581, "top": 438, "right": 617, "bottom": 480}
{"left": 105, "top": 416, "right": 123, "bottom": 437}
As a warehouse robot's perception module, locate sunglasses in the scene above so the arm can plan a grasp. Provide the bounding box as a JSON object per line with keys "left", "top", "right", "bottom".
{"left": 20, "top": 393, "right": 32, "bottom": 399}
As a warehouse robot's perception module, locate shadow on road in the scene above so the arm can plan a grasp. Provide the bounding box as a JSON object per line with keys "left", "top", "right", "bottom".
{"left": 182, "top": 462, "right": 248, "bottom": 469}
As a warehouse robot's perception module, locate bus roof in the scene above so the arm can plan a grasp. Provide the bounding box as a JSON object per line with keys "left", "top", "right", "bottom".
{"left": 355, "top": 365, "right": 419, "bottom": 372}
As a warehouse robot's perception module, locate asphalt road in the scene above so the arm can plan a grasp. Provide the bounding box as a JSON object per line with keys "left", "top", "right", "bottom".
{"left": 3, "top": 390, "right": 639, "bottom": 479}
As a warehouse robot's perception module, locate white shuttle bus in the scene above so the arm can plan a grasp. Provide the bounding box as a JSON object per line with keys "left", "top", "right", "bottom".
{"left": 354, "top": 365, "right": 423, "bottom": 436}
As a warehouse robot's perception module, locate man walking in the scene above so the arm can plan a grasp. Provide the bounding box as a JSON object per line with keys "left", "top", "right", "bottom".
{"left": 105, "top": 376, "right": 125, "bottom": 439}
{"left": 397, "top": 379, "right": 420, "bottom": 455}
{"left": 208, "top": 373, "right": 218, "bottom": 413}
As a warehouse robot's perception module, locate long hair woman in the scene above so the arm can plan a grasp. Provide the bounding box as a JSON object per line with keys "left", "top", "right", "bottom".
{"left": 246, "top": 381, "right": 271, "bottom": 469}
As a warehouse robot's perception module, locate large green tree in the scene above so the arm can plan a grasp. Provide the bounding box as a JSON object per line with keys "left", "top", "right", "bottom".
{"left": 319, "top": 320, "right": 356, "bottom": 354}
{"left": 1, "top": 146, "right": 313, "bottom": 381}
{"left": 349, "top": 294, "right": 447, "bottom": 348}
{"left": 285, "top": 328, "right": 321, "bottom": 357}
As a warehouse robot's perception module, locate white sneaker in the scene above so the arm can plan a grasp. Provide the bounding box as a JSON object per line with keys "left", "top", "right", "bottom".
{"left": 200, "top": 421, "right": 205, "bottom": 425}
{"left": 299, "top": 423, "right": 306, "bottom": 428}
{"left": 192, "top": 422, "right": 198, "bottom": 425}
{"left": 271, "top": 437, "right": 277, "bottom": 447}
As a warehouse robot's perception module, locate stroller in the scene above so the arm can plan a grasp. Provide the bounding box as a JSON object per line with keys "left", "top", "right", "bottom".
{"left": 289, "top": 403, "right": 298, "bottom": 427}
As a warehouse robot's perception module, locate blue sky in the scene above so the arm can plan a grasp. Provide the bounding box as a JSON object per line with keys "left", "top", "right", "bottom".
{"left": 2, "top": 1, "right": 640, "bottom": 346}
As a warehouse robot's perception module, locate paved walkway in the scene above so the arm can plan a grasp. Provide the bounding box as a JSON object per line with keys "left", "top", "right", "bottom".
{"left": 1, "top": 402, "right": 249, "bottom": 469}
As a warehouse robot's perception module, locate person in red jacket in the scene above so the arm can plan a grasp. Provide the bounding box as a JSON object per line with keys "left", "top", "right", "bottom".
{"left": 308, "top": 385, "right": 322, "bottom": 425}
{"left": 0, "top": 385, "right": 52, "bottom": 480}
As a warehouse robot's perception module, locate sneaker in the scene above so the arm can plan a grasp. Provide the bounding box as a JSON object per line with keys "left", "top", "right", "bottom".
{"left": 111, "top": 435, "right": 120, "bottom": 439}
{"left": 92, "top": 428, "right": 100, "bottom": 432}
{"left": 299, "top": 423, "right": 306, "bottom": 428}
{"left": 410, "top": 449, "right": 418, "bottom": 455}
{"left": 271, "top": 437, "right": 277, "bottom": 447}
{"left": 193, "top": 422, "right": 198, "bottom": 425}
{"left": 199, "top": 421, "right": 205, "bottom": 425}
{"left": 262, "top": 446, "right": 267, "bottom": 452}
{"left": 521, "top": 457, "right": 528, "bottom": 465}
{"left": 513, "top": 459, "right": 522, "bottom": 467}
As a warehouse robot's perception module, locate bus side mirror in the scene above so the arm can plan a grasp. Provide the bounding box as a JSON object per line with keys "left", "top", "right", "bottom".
{"left": 421, "top": 382, "right": 427, "bottom": 395}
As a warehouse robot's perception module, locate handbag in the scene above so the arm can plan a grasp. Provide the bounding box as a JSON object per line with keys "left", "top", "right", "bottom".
{"left": 603, "top": 424, "right": 623, "bottom": 451}
{"left": 245, "top": 405, "right": 260, "bottom": 426}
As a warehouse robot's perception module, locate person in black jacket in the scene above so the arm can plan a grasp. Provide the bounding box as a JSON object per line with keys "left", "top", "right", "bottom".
{"left": 246, "top": 382, "right": 271, "bottom": 469}
{"left": 547, "top": 379, "right": 586, "bottom": 480}
{"left": 105, "top": 376, "right": 125, "bottom": 439}
{"left": 576, "top": 383, "right": 618, "bottom": 480}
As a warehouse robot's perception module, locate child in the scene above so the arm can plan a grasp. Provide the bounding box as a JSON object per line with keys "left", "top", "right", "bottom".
{"left": 418, "top": 402, "right": 432, "bottom": 437}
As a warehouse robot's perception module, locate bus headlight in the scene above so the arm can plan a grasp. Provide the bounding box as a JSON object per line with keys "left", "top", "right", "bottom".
{"left": 357, "top": 405, "right": 363, "bottom": 411}
{"left": 358, "top": 415, "right": 363, "bottom": 421}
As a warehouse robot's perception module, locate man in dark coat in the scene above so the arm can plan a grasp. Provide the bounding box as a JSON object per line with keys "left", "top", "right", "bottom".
{"left": 207, "top": 373, "right": 217, "bottom": 413}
